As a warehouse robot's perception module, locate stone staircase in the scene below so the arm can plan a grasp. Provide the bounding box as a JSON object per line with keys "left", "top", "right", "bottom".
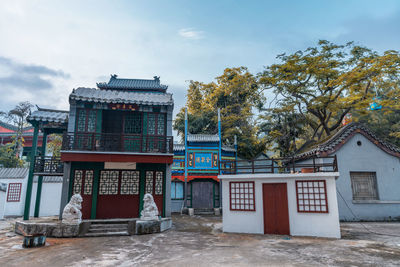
{"left": 83, "top": 219, "right": 130, "bottom": 237}
{"left": 194, "top": 208, "right": 215, "bottom": 216}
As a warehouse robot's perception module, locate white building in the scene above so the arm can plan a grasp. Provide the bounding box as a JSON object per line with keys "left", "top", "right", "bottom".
{"left": 219, "top": 160, "right": 341, "bottom": 238}
{"left": 0, "top": 168, "right": 62, "bottom": 219}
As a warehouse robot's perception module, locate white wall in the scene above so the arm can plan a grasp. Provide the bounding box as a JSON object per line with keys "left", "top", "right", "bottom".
{"left": 0, "top": 177, "right": 62, "bottom": 217}
{"left": 220, "top": 173, "right": 341, "bottom": 238}
{"left": 0, "top": 191, "right": 5, "bottom": 219}
{"left": 29, "top": 181, "right": 63, "bottom": 217}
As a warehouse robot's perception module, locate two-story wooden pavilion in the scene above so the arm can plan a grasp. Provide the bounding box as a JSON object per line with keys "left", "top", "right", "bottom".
{"left": 24, "top": 75, "right": 174, "bottom": 220}
{"left": 60, "top": 75, "right": 174, "bottom": 219}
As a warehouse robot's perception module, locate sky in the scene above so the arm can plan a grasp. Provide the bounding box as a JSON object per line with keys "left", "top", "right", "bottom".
{"left": 0, "top": 0, "right": 399, "bottom": 123}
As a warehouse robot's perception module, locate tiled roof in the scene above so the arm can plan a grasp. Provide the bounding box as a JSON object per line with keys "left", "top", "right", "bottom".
{"left": 28, "top": 107, "right": 69, "bottom": 124}
{"left": 97, "top": 75, "right": 168, "bottom": 91}
{"left": 174, "top": 144, "right": 185, "bottom": 151}
{"left": 295, "top": 123, "right": 400, "bottom": 160}
{"left": 0, "top": 168, "right": 29, "bottom": 179}
{"left": 0, "top": 182, "right": 6, "bottom": 192}
{"left": 173, "top": 143, "right": 236, "bottom": 152}
{"left": 70, "top": 87, "right": 173, "bottom": 106}
{"left": 0, "top": 120, "right": 34, "bottom": 132}
{"left": 34, "top": 176, "right": 63, "bottom": 183}
{"left": 187, "top": 134, "right": 220, "bottom": 142}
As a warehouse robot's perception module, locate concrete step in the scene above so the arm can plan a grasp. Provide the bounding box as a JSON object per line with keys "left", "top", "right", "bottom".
{"left": 89, "top": 223, "right": 128, "bottom": 229}
{"left": 194, "top": 208, "right": 215, "bottom": 215}
{"left": 87, "top": 219, "right": 131, "bottom": 224}
{"left": 83, "top": 231, "right": 130, "bottom": 237}
{"left": 88, "top": 227, "right": 128, "bottom": 233}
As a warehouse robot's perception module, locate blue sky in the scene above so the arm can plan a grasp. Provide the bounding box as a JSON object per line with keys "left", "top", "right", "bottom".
{"left": 0, "top": 0, "right": 399, "bottom": 119}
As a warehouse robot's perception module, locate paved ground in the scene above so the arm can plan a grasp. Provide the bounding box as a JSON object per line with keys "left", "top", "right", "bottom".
{"left": 0, "top": 215, "right": 399, "bottom": 266}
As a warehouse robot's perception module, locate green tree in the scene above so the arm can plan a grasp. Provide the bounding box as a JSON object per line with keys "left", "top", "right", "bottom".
{"left": 259, "top": 40, "right": 400, "bottom": 144}
{"left": 174, "top": 67, "right": 266, "bottom": 159}
{"left": 47, "top": 134, "right": 63, "bottom": 157}
{"left": 0, "top": 143, "right": 23, "bottom": 167}
{"left": 0, "top": 101, "right": 33, "bottom": 159}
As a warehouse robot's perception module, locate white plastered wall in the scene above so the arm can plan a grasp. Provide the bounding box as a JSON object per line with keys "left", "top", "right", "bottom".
{"left": 220, "top": 173, "right": 341, "bottom": 238}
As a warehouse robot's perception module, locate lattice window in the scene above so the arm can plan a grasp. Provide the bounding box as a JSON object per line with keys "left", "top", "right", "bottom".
{"left": 229, "top": 182, "right": 255, "bottom": 211}
{"left": 120, "top": 171, "right": 140, "bottom": 195}
{"left": 148, "top": 114, "right": 156, "bottom": 135}
{"left": 77, "top": 109, "right": 86, "bottom": 132}
{"left": 145, "top": 171, "right": 154, "bottom": 194}
{"left": 155, "top": 171, "right": 163, "bottom": 195}
{"left": 99, "top": 171, "right": 119, "bottom": 195}
{"left": 157, "top": 114, "right": 165, "bottom": 135}
{"left": 350, "top": 172, "right": 379, "bottom": 200}
{"left": 73, "top": 170, "right": 83, "bottom": 194}
{"left": 7, "top": 183, "right": 22, "bottom": 202}
{"left": 296, "top": 180, "right": 328, "bottom": 213}
{"left": 124, "top": 113, "right": 142, "bottom": 134}
{"left": 87, "top": 110, "right": 97, "bottom": 132}
{"left": 83, "top": 170, "right": 93, "bottom": 195}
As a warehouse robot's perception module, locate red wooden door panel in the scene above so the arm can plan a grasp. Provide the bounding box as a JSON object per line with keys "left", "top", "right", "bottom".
{"left": 96, "top": 170, "right": 140, "bottom": 219}
{"left": 263, "top": 183, "right": 290, "bottom": 235}
{"left": 144, "top": 171, "right": 164, "bottom": 216}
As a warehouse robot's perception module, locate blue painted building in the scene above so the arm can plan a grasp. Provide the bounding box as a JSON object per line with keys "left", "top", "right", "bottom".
{"left": 171, "top": 134, "right": 236, "bottom": 212}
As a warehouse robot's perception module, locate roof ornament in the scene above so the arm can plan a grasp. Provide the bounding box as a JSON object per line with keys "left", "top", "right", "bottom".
{"left": 154, "top": 76, "right": 160, "bottom": 82}
{"left": 111, "top": 74, "right": 118, "bottom": 79}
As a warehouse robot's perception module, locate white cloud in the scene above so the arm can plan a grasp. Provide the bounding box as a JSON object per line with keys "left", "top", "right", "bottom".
{"left": 178, "top": 28, "right": 204, "bottom": 40}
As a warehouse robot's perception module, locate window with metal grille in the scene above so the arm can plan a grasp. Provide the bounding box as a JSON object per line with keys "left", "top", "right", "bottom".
{"left": 77, "top": 110, "right": 87, "bottom": 132}
{"left": 157, "top": 114, "right": 165, "bottom": 135}
{"left": 350, "top": 172, "right": 379, "bottom": 200}
{"left": 73, "top": 170, "right": 83, "bottom": 194}
{"left": 7, "top": 183, "right": 22, "bottom": 202}
{"left": 155, "top": 171, "right": 163, "bottom": 195}
{"left": 147, "top": 114, "right": 156, "bottom": 135}
{"left": 99, "top": 171, "right": 119, "bottom": 195}
{"left": 145, "top": 171, "right": 154, "bottom": 194}
{"left": 124, "top": 113, "right": 142, "bottom": 134}
{"left": 76, "top": 109, "right": 97, "bottom": 132}
{"left": 120, "top": 171, "right": 140, "bottom": 195}
{"left": 229, "top": 182, "right": 255, "bottom": 211}
{"left": 296, "top": 180, "right": 328, "bottom": 213}
{"left": 83, "top": 170, "right": 93, "bottom": 195}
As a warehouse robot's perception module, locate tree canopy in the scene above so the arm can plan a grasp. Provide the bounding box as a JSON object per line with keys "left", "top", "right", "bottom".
{"left": 174, "top": 67, "right": 266, "bottom": 159}
{"left": 259, "top": 40, "right": 400, "bottom": 150}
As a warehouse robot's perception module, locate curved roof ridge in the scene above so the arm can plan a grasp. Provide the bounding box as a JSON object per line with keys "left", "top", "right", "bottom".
{"left": 295, "top": 122, "right": 400, "bottom": 159}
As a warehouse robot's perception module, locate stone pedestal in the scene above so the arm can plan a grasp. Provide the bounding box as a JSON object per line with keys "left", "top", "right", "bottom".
{"left": 214, "top": 208, "right": 221, "bottom": 216}
{"left": 188, "top": 208, "right": 194, "bottom": 216}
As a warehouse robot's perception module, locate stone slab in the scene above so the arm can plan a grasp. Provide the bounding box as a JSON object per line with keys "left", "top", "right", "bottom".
{"left": 136, "top": 218, "right": 172, "bottom": 235}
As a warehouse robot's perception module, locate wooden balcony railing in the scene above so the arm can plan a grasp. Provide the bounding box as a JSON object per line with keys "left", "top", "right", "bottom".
{"left": 61, "top": 132, "right": 173, "bottom": 154}
{"left": 219, "top": 155, "right": 338, "bottom": 174}
{"left": 33, "top": 156, "right": 64, "bottom": 175}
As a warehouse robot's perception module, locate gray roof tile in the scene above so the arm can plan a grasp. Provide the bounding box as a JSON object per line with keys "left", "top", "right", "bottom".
{"left": 295, "top": 123, "right": 400, "bottom": 159}
{"left": 187, "top": 134, "right": 220, "bottom": 142}
{"left": 97, "top": 75, "right": 168, "bottom": 91}
{"left": 34, "top": 176, "right": 63, "bottom": 183}
{"left": 28, "top": 108, "right": 69, "bottom": 123}
{"left": 70, "top": 87, "right": 173, "bottom": 106}
{"left": 0, "top": 168, "right": 29, "bottom": 179}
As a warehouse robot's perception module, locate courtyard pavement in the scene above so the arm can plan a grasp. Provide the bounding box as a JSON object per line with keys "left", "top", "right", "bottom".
{"left": 0, "top": 215, "right": 399, "bottom": 266}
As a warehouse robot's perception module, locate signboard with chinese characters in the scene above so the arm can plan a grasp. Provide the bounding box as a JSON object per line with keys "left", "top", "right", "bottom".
{"left": 109, "top": 103, "right": 138, "bottom": 111}
{"left": 193, "top": 152, "right": 213, "bottom": 168}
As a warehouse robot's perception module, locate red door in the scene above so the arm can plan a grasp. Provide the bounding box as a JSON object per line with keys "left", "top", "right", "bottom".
{"left": 263, "top": 183, "right": 290, "bottom": 235}
{"left": 96, "top": 170, "right": 140, "bottom": 219}
{"left": 144, "top": 171, "right": 164, "bottom": 216}
{"left": 72, "top": 170, "right": 93, "bottom": 219}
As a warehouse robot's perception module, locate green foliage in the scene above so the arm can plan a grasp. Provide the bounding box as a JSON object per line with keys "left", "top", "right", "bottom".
{"left": 259, "top": 40, "right": 400, "bottom": 142}
{"left": 0, "top": 143, "right": 23, "bottom": 168}
{"left": 174, "top": 67, "right": 266, "bottom": 159}
{"left": 47, "top": 134, "right": 63, "bottom": 157}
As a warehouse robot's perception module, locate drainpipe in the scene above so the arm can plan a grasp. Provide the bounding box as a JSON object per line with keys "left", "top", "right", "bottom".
{"left": 218, "top": 108, "right": 222, "bottom": 208}
{"left": 184, "top": 108, "right": 188, "bottom": 209}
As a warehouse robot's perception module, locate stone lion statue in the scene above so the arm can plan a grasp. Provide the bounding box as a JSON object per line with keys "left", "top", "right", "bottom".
{"left": 140, "top": 193, "right": 159, "bottom": 221}
{"left": 62, "top": 194, "right": 83, "bottom": 225}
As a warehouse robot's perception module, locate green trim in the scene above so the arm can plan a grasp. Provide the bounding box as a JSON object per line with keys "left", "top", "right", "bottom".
{"left": 23, "top": 123, "right": 39, "bottom": 220}
{"left": 34, "top": 131, "right": 48, "bottom": 217}
{"left": 91, "top": 167, "right": 100, "bottom": 219}
{"left": 96, "top": 109, "right": 102, "bottom": 133}
{"left": 139, "top": 168, "right": 145, "bottom": 214}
